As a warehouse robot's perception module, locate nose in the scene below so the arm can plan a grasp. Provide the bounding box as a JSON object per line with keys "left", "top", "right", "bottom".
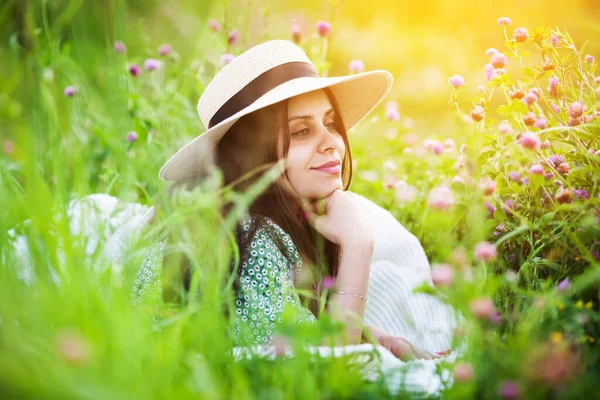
{"left": 317, "top": 124, "right": 339, "bottom": 153}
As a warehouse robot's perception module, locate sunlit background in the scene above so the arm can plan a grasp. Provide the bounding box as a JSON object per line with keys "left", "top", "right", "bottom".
{"left": 1, "top": 1, "right": 599, "bottom": 398}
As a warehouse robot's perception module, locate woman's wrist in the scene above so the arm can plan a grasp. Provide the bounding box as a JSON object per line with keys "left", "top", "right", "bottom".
{"left": 340, "top": 236, "right": 374, "bottom": 253}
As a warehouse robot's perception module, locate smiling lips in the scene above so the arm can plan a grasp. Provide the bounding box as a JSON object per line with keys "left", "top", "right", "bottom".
{"left": 311, "top": 159, "right": 341, "bottom": 175}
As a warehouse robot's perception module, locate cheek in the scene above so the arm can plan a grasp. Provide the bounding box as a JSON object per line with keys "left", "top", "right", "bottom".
{"left": 285, "top": 147, "right": 311, "bottom": 186}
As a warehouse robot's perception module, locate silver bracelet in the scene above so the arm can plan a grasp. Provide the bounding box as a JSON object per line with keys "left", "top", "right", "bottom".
{"left": 334, "top": 290, "right": 368, "bottom": 300}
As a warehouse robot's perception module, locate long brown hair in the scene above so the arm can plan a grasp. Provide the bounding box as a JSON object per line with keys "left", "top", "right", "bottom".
{"left": 151, "top": 87, "right": 353, "bottom": 316}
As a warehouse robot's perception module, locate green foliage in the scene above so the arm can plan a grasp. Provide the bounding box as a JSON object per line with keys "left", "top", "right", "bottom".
{"left": 0, "top": 1, "right": 599, "bottom": 399}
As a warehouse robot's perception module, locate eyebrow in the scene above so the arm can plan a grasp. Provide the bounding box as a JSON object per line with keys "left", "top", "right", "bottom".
{"left": 288, "top": 108, "right": 334, "bottom": 122}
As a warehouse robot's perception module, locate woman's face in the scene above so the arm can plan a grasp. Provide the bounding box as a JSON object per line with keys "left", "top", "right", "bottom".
{"left": 278, "top": 90, "right": 346, "bottom": 201}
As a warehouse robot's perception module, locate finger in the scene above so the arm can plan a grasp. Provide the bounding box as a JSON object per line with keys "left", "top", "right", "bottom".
{"left": 436, "top": 349, "right": 452, "bottom": 356}
{"left": 417, "top": 350, "right": 432, "bottom": 360}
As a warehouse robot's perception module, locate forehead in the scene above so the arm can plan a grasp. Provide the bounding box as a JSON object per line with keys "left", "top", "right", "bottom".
{"left": 287, "top": 89, "right": 332, "bottom": 117}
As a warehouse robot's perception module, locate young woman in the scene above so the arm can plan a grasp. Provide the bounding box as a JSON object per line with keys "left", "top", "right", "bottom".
{"left": 132, "top": 40, "right": 454, "bottom": 360}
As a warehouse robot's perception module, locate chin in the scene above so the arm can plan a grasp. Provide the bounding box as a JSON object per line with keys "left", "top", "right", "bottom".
{"left": 311, "top": 180, "right": 344, "bottom": 198}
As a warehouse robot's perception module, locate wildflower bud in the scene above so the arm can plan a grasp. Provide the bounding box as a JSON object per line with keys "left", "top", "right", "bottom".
{"left": 128, "top": 63, "right": 140, "bottom": 77}
{"left": 548, "top": 76, "right": 559, "bottom": 97}
{"left": 541, "top": 139, "right": 551, "bottom": 149}
{"left": 125, "top": 131, "right": 138, "bottom": 143}
{"left": 509, "top": 87, "right": 525, "bottom": 100}
{"left": 497, "top": 17, "right": 511, "bottom": 26}
{"left": 452, "top": 176, "right": 465, "bottom": 185}
{"left": 291, "top": 24, "right": 302, "bottom": 43}
{"left": 208, "top": 19, "right": 222, "bottom": 32}
{"left": 158, "top": 43, "right": 172, "bottom": 56}
{"left": 508, "top": 171, "right": 522, "bottom": 183}
{"left": 460, "top": 144, "right": 467, "bottom": 154}
{"left": 523, "top": 93, "right": 538, "bottom": 106}
{"left": 427, "top": 186, "right": 454, "bottom": 210}
{"left": 556, "top": 162, "right": 570, "bottom": 175}
{"left": 3, "top": 140, "right": 15, "bottom": 156}
{"left": 568, "top": 102, "right": 584, "bottom": 119}
{"left": 448, "top": 74, "right": 465, "bottom": 89}
{"left": 477, "top": 85, "right": 486, "bottom": 93}
{"left": 143, "top": 58, "right": 161, "bottom": 71}
{"left": 479, "top": 177, "right": 497, "bottom": 195}
{"left": 486, "top": 48, "right": 499, "bottom": 57}
{"left": 483, "top": 201, "right": 496, "bottom": 217}
{"left": 555, "top": 188, "right": 572, "bottom": 204}
{"left": 585, "top": 54, "right": 595, "bottom": 64}
{"left": 503, "top": 199, "right": 517, "bottom": 214}
{"left": 220, "top": 53, "right": 235, "bottom": 66}
{"left": 431, "top": 263, "right": 454, "bottom": 287}
{"left": 386, "top": 107, "right": 400, "bottom": 122}
{"left": 470, "top": 105, "right": 485, "bottom": 122}
{"left": 56, "top": 330, "right": 90, "bottom": 365}
{"left": 383, "top": 160, "right": 397, "bottom": 172}
{"left": 574, "top": 189, "right": 590, "bottom": 200}
{"left": 320, "top": 275, "right": 336, "bottom": 290}
{"left": 550, "top": 34, "right": 560, "bottom": 47}
{"left": 494, "top": 223, "right": 506, "bottom": 237}
{"left": 513, "top": 27, "right": 528, "bottom": 43}
{"left": 556, "top": 277, "right": 570, "bottom": 292}
{"left": 395, "top": 181, "right": 418, "bottom": 204}
{"left": 490, "top": 52, "right": 507, "bottom": 68}
{"left": 551, "top": 103, "right": 560, "bottom": 113}
{"left": 469, "top": 296, "right": 496, "bottom": 318}
{"left": 228, "top": 29, "right": 240, "bottom": 46}
{"left": 383, "top": 176, "right": 396, "bottom": 189}
{"left": 454, "top": 362, "right": 475, "bottom": 382}
{"left": 430, "top": 141, "right": 444, "bottom": 155}
{"left": 547, "top": 154, "right": 564, "bottom": 167}
{"left": 528, "top": 87, "right": 542, "bottom": 99}
{"left": 544, "top": 172, "right": 554, "bottom": 180}
{"left": 498, "top": 120, "right": 514, "bottom": 134}
{"left": 316, "top": 20, "right": 331, "bottom": 37}
{"left": 523, "top": 112, "right": 536, "bottom": 126}
{"left": 113, "top": 40, "right": 126, "bottom": 53}
{"left": 348, "top": 60, "right": 364, "bottom": 74}
{"left": 485, "top": 64, "right": 495, "bottom": 81}
{"left": 534, "top": 118, "right": 547, "bottom": 129}
{"left": 269, "top": 334, "right": 291, "bottom": 357}
{"left": 63, "top": 85, "right": 77, "bottom": 97}
{"left": 474, "top": 241, "right": 497, "bottom": 262}
{"left": 529, "top": 164, "right": 544, "bottom": 175}
{"left": 498, "top": 380, "right": 521, "bottom": 400}
{"left": 443, "top": 138, "right": 456, "bottom": 150}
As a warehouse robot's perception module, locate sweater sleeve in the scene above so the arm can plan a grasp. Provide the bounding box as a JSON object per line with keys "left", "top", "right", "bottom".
{"left": 231, "top": 217, "right": 316, "bottom": 346}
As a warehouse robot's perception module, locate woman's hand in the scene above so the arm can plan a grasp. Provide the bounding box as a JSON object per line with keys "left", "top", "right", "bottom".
{"left": 300, "top": 189, "right": 373, "bottom": 249}
{"left": 363, "top": 325, "right": 448, "bottom": 361}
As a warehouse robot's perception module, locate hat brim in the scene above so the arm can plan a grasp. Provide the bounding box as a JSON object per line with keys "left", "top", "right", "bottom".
{"left": 158, "top": 70, "right": 393, "bottom": 181}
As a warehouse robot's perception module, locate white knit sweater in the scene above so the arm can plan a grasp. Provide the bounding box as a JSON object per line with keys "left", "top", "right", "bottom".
{"left": 7, "top": 192, "right": 459, "bottom": 395}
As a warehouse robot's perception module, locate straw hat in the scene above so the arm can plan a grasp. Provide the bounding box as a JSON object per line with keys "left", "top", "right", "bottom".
{"left": 158, "top": 39, "right": 393, "bottom": 182}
